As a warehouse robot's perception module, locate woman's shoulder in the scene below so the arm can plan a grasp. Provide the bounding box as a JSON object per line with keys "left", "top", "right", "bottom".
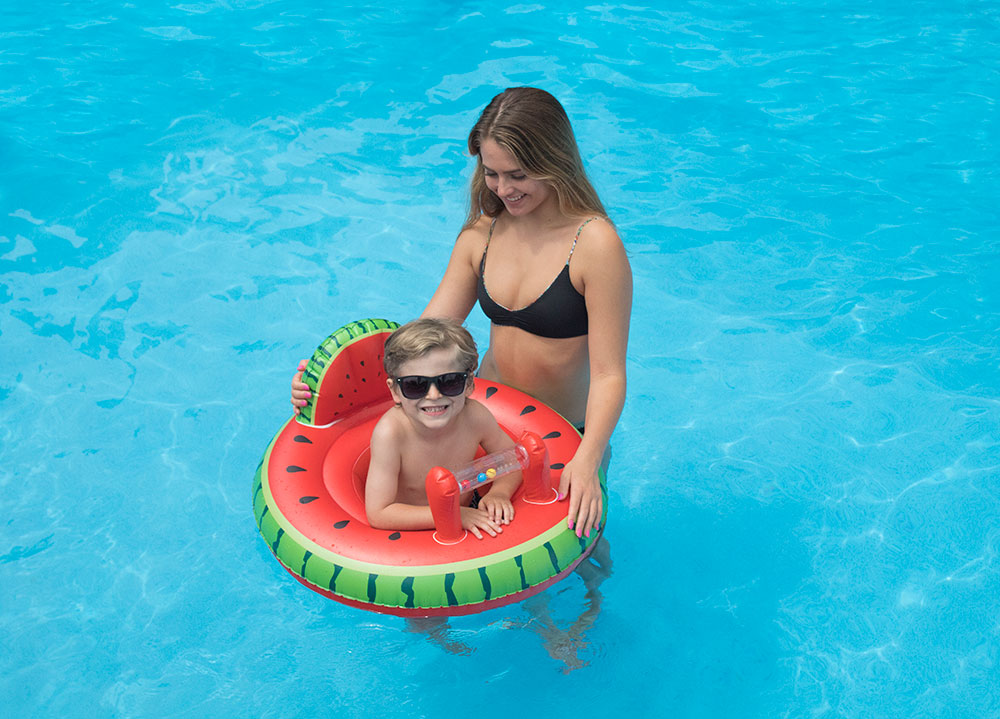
{"left": 572, "top": 215, "right": 630, "bottom": 282}
{"left": 574, "top": 215, "right": 624, "bottom": 253}
{"left": 453, "top": 214, "right": 494, "bottom": 257}
{"left": 458, "top": 214, "right": 494, "bottom": 242}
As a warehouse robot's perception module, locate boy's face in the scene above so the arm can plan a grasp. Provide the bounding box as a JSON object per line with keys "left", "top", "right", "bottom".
{"left": 387, "top": 346, "right": 473, "bottom": 431}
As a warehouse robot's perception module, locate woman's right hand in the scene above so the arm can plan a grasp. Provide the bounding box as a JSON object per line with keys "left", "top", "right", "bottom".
{"left": 459, "top": 506, "right": 503, "bottom": 539}
{"left": 290, "top": 360, "right": 311, "bottom": 415}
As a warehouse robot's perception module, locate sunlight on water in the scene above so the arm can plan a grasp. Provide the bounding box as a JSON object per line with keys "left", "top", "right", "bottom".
{"left": 2, "top": 1, "right": 998, "bottom": 717}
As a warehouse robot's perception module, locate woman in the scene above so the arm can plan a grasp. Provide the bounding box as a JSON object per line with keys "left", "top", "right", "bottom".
{"left": 292, "top": 87, "right": 631, "bottom": 540}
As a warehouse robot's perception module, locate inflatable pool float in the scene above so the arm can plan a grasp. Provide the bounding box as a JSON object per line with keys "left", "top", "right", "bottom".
{"left": 252, "top": 318, "right": 607, "bottom": 616}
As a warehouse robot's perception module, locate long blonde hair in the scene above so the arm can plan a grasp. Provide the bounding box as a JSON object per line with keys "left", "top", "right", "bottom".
{"left": 463, "top": 87, "right": 608, "bottom": 231}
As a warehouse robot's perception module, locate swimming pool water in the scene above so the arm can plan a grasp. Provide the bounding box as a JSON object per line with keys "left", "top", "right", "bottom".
{"left": 2, "top": 1, "right": 998, "bottom": 717}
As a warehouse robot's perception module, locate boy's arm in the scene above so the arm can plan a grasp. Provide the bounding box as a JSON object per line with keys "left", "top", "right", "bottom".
{"left": 475, "top": 402, "right": 521, "bottom": 523}
{"left": 365, "top": 418, "right": 435, "bottom": 531}
{"left": 365, "top": 415, "right": 503, "bottom": 538}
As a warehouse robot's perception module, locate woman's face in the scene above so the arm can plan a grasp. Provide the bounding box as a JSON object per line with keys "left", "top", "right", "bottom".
{"left": 479, "top": 138, "right": 554, "bottom": 217}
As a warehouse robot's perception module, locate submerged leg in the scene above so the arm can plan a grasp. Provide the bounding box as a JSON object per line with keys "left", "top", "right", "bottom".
{"left": 513, "top": 535, "right": 615, "bottom": 673}
{"left": 405, "top": 616, "right": 474, "bottom": 656}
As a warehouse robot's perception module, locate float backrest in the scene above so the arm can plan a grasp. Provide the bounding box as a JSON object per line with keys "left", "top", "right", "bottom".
{"left": 297, "top": 318, "right": 399, "bottom": 427}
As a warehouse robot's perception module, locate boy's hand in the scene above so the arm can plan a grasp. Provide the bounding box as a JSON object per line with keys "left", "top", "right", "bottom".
{"left": 459, "top": 506, "right": 503, "bottom": 539}
{"left": 479, "top": 492, "right": 514, "bottom": 525}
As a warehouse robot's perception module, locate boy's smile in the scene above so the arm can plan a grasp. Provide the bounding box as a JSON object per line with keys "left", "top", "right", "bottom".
{"left": 419, "top": 404, "right": 448, "bottom": 416}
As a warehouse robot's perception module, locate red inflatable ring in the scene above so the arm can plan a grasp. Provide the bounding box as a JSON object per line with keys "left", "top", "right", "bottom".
{"left": 252, "top": 318, "right": 607, "bottom": 616}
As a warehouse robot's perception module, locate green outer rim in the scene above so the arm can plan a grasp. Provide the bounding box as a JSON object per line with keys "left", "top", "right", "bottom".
{"left": 254, "top": 430, "right": 607, "bottom": 610}
{"left": 254, "top": 449, "right": 606, "bottom": 611}
{"left": 255, "top": 419, "right": 604, "bottom": 576}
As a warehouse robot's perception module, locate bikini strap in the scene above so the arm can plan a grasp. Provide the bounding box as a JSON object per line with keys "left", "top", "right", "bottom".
{"left": 567, "top": 217, "right": 599, "bottom": 262}
{"left": 480, "top": 217, "right": 498, "bottom": 273}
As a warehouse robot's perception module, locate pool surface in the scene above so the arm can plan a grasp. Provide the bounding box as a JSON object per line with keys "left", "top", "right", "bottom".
{"left": 2, "top": 1, "right": 998, "bottom": 717}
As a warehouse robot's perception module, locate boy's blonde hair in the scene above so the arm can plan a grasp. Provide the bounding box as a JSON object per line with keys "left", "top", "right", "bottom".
{"left": 463, "top": 86, "right": 609, "bottom": 231}
{"left": 383, "top": 318, "right": 479, "bottom": 378}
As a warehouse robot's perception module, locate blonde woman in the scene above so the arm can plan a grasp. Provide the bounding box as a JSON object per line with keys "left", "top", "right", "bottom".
{"left": 293, "top": 87, "right": 631, "bottom": 540}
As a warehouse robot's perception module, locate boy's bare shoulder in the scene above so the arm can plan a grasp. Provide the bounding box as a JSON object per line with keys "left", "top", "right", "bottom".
{"left": 371, "top": 407, "right": 405, "bottom": 446}
{"left": 464, "top": 398, "right": 501, "bottom": 430}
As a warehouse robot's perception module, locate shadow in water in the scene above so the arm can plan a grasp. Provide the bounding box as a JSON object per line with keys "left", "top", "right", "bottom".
{"left": 405, "top": 535, "right": 614, "bottom": 672}
{"left": 513, "top": 535, "right": 613, "bottom": 673}
{"left": 405, "top": 616, "right": 475, "bottom": 656}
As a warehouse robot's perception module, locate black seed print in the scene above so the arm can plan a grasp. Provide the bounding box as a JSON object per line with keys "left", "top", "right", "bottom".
{"left": 286, "top": 465, "right": 307, "bottom": 473}
{"left": 542, "top": 431, "right": 561, "bottom": 440}
{"left": 299, "top": 496, "right": 319, "bottom": 504}
{"left": 388, "top": 532, "right": 401, "bottom": 541}
{"left": 293, "top": 435, "right": 313, "bottom": 444}
{"left": 550, "top": 463, "right": 565, "bottom": 470}
{"left": 520, "top": 405, "right": 536, "bottom": 415}
{"left": 485, "top": 387, "right": 498, "bottom": 399}
{"left": 334, "top": 520, "right": 349, "bottom": 529}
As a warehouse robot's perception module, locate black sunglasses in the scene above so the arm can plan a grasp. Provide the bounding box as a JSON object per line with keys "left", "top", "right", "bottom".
{"left": 394, "top": 372, "right": 470, "bottom": 400}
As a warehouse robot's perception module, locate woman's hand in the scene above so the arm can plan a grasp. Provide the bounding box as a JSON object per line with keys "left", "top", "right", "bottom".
{"left": 290, "top": 360, "right": 311, "bottom": 415}
{"left": 558, "top": 457, "right": 602, "bottom": 539}
{"left": 460, "top": 506, "right": 503, "bottom": 539}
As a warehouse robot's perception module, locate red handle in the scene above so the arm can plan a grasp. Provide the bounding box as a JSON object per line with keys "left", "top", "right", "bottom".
{"left": 518, "top": 431, "right": 554, "bottom": 503}
{"left": 424, "top": 431, "right": 555, "bottom": 544}
{"left": 425, "top": 466, "right": 466, "bottom": 544}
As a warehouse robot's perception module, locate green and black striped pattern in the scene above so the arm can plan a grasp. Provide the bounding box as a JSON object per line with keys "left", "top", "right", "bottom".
{"left": 253, "top": 444, "right": 606, "bottom": 612}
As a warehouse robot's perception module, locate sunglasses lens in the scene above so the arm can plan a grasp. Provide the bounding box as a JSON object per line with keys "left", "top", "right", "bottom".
{"left": 397, "top": 377, "right": 430, "bottom": 399}
{"left": 395, "top": 373, "right": 468, "bottom": 399}
{"left": 436, "top": 372, "right": 468, "bottom": 396}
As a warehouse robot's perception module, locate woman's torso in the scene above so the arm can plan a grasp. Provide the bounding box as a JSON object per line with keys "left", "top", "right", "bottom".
{"left": 477, "top": 217, "right": 594, "bottom": 339}
{"left": 473, "top": 214, "right": 598, "bottom": 427}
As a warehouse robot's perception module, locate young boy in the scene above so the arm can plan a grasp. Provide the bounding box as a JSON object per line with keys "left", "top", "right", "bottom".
{"left": 365, "top": 318, "right": 521, "bottom": 539}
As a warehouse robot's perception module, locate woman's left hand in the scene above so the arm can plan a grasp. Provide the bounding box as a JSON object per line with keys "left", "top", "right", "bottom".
{"left": 558, "top": 458, "right": 602, "bottom": 539}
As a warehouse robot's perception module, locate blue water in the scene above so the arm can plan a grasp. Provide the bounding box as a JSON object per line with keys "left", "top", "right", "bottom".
{"left": 3, "top": 1, "right": 999, "bottom": 716}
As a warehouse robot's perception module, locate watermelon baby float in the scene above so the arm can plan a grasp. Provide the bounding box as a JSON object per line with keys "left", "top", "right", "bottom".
{"left": 252, "top": 318, "right": 608, "bottom": 616}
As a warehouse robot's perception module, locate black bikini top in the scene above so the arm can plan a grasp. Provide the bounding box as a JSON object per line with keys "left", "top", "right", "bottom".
{"left": 476, "top": 218, "right": 595, "bottom": 339}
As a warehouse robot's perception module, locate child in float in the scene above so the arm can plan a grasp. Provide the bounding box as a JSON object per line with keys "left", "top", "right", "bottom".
{"left": 365, "top": 317, "right": 521, "bottom": 539}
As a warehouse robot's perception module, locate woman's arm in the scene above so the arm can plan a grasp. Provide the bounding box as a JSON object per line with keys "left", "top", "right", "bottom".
{"left": 421, "top": 219, "right": 489, "bottom": 320}
{"left": 559, "top": 219, "right": 632, "bottom": 538}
